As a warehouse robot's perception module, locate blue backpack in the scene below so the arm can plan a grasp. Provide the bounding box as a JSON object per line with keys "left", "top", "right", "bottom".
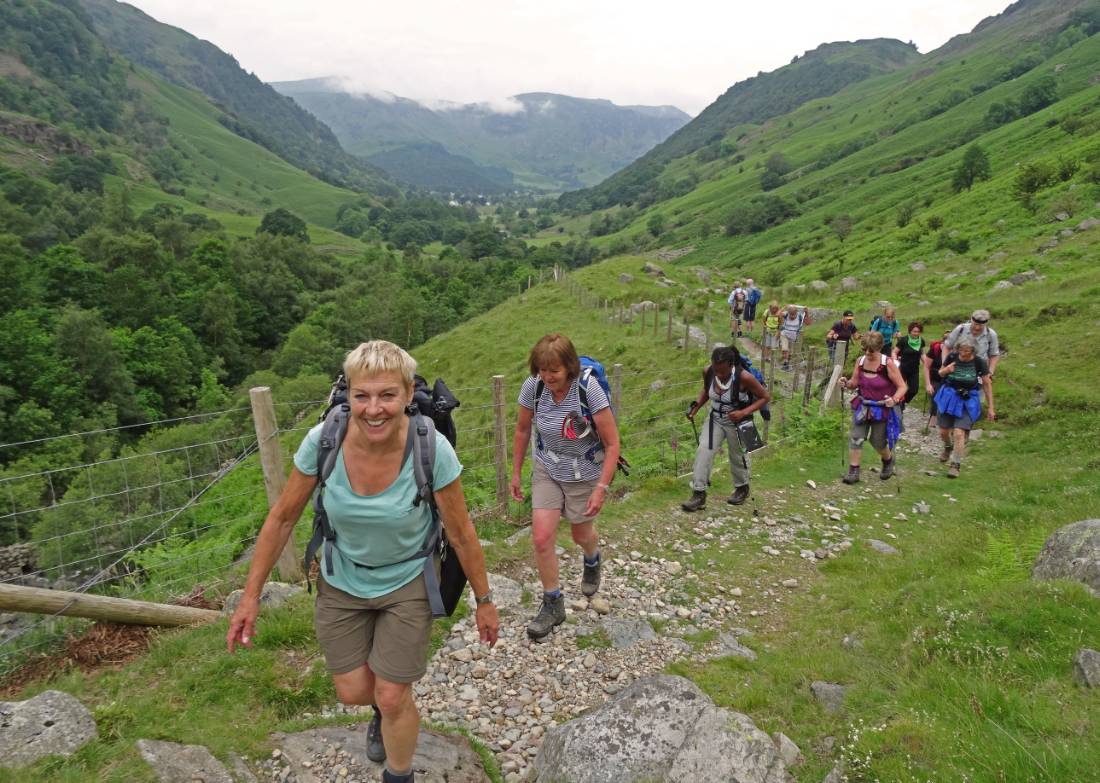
{"left": 747, "top": 287, "right": 763, "bottom": 306}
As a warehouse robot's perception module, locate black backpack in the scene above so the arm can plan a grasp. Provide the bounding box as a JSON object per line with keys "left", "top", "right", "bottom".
{"left": 302, "top": 373, "right": 466, "bottom": 617}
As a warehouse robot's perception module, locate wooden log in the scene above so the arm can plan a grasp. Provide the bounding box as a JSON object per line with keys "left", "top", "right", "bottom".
{"left": 0, "top": 583, "right": 220, "bottom": 627}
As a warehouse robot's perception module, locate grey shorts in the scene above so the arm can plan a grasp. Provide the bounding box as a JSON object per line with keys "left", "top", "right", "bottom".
{"left": 531, "top": 459, "right": 599, "bottom": 524}
{"left": 850, "top": 419, "right": 888, "bottom": 450}
{"left": 937, "top": 411, "right": 975, "bottom": 431}
{"left": 313, "top": 573, "right": 433, "bottom": 682}
{"left": 763, "top": 333, "right": 780, "bottom": 349}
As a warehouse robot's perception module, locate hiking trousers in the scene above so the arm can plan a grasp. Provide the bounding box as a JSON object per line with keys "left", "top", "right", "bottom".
{"left": 691, "top": 414, "right": 751, "bottom": 491}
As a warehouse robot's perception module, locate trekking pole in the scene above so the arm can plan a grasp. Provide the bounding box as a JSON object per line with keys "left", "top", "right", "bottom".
{"left": 686, "top": 401, "right": 699, "bottom": 444}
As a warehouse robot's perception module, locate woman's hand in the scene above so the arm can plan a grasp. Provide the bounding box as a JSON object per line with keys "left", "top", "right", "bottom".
{"left": 941, "top": 362, "right": 956, "bottom": 376}
{"left": 509, "top": 474, "right": 524, "bottom": 503}
{"left": 839, "top": 376, "right": 849, "bottom": 388}
{"left": 987, "top": 407, "right": 996, "bottom": 421}
{"left": 475, "top": 603, "right": 500, "bottom": 647}
{"left": 583, "top": 485, "right": 608, "bottom": 518}
{"left": 926, "top": 383, "right": 935, "bottom": 396}
{"left": 728, "top": 409, "right": 747, "bottom": 423}
{"left": 686, "top": 404, "right": 699, "bottom": 421}
{"left": 226, "top": 595, "right": 260, "bottom": 653}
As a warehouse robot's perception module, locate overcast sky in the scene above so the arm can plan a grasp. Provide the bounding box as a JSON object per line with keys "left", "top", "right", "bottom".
{"left": 124, "top": 0, "right": 1012, "bottom": 116}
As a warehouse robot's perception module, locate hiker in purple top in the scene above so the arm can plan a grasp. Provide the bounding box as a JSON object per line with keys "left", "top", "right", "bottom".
{"left": 838, "top": 331, "right": 907, "bottom": 484}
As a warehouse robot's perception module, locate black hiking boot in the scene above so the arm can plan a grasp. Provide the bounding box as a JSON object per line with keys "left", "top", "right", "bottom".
{"left": 366, "top": 707, "right": 385, "bottom": 763}
{"left": 382, "top": 769, "right": 414, "bottom": 783}
{"left": 681, "top": 490, "right": 707, "bottom": 512}
{"left": 581, "top": 556, "right": 601, "bottom": 597}
{"left": 727, "top": 484, "right": 750, "bottom": 505}
{"left": 880, "top": 457, "right": 896, "bottom": 480}
{"left": 526, "top": 593, "right": 566, "bottom": 639}
{"left": 842, "top": 465, "right": 861, "bottom": 485}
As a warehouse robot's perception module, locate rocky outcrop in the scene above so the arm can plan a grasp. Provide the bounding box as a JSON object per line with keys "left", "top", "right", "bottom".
{"left": 535, "top": 675, "right": 789, "bottom": 783}
{"left": 136, "top": 739, "right": 234, "bottom": 783}
{"left": 222, "top": 581, "right": 304, "bottom": 616}
{"left": 0, "top": 690, "right": 97, "bottom": 769}
{"left": 0, "top": 116, "right": 93, "bottom": 158}
{"left": 1073, "top": 649, "right": 1100, "bottom": 688}
{"left": 0, "top": 543, "right": 35, "bottom": 582}
{"left": 1032, "top": 519, "right": 1100, "bottom": 596}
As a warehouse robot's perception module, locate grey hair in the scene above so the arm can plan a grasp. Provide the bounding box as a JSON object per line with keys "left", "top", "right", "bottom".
{"left": 954, "top": 335, "right": 977, "bottom": 351}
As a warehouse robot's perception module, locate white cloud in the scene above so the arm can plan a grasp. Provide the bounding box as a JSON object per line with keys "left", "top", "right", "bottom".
{"left": 124, "top": 0, "right": 1013, "bottom": 116}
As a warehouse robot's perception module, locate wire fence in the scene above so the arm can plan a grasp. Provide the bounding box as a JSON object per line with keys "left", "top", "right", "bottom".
{"left": 0, "top": 271, "right": 844, "bottom": 675}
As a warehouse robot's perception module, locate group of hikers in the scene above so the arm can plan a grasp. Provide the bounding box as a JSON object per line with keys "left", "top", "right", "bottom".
{"left": 223, "top": 291, "right": 1000, "bottom": 779}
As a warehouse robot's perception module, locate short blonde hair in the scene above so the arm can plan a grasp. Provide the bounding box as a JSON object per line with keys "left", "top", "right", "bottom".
{"left": 343, "top": 340, "right": 417, "bottom": 388}
{"left": 860, "top": 330, "right": 885, "bottom": 352}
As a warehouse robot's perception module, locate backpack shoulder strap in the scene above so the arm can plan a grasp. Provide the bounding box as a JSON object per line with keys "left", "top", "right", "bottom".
{"left": 578, "top": 366, "right": 593, "bottom": 413}
{"left": 304, "top": 404, "right": 350, "bottom": 586}
{"left": 408, "top": 412, "right": 449, "bottom": 618}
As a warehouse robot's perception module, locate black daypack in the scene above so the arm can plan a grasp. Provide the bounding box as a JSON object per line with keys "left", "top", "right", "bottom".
{"left": 302, "top": 374, "right": 466, "bottom": 617}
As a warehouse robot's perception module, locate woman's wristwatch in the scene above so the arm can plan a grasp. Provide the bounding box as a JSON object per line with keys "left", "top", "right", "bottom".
{"left": 475, "top": 590, "right": 494, "bottom": 606}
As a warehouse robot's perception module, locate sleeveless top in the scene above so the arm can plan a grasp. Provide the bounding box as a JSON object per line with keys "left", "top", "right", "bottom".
{"left": 856, "top": 355, "right": 898, "bottom": 402}
{"left": 708, "top": 372, "right": 739, "bottom": 417}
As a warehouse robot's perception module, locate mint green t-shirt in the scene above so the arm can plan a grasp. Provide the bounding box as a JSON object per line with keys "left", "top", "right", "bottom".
{"left": 294, "top": 422, "right": 462, "bottom": 599}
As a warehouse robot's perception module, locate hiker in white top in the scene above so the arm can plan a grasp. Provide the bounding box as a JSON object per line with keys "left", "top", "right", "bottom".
{"left": 944, "top": 308, "right": 1000, "bottom": 379}
{"left": 511, "top": 333, "right": 621, "bottom": 640}
{"left": 779, "top": 304, "right": 810, "bottom": 371}
{"left": 727, "top": 281, "right": 747, "bottom": 338}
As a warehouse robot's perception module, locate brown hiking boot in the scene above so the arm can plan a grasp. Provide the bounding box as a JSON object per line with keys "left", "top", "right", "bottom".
{"left": 880, "top": 457, "right": 896, "bottom": 480}
{"left": 842, "top": 465, "right": 860, "bottom": 484}
{"left": 939, "top": 444, "right": 953, "bottom": 463}
{"left": 946, "top": 462, "right": 960, "bottom": 479}
{"left": 727, "top": 485, "right": 750, "bottom": 505}
{"left": 681, "top": 490, "right": 706, "bottom": 512}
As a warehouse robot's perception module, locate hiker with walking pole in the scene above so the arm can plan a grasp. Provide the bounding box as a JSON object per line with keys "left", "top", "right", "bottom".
{"left": 682, "top": 345, "right": 770, "bottom": 511}
{"left": 839, "top": 331, "right": 907, "bottom": 484}
{"left": 227, "top": 341, "right": 498, "bottom": 783}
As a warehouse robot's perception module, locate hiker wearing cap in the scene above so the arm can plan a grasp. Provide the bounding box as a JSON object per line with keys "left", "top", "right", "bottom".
{"left": 934, "top": 334, "right": 995, "bottom": 478}
{"left": 892, "top": 321, "right": 926, "bottom": 411}
{"left": 869, "top": 305, "right": 901, "bottom": 353}
{"left": 779, "top": 304, "right": 810, "bottom": 371}
{"left": 923, "top": 328, "right": 952, "bottom": 430}
{"left": 727, "top": 281, "right": 748, "bottom": 338}
{"left": 826, "top": 310, "right": 860, "bottom": 365}
{"left": 511, "top": 333, "right": 621, "bottom": 640}
{"left": 227, "top": 341, "right": 498, "bottom": 782}
{"left": 743, "top": 279, "right": 762, "bottom": 336}
{"left": 838, "top": 331, "right": 907, "bottom": 484}
{"left": 761, "top": 301, "right": 782, "bottom": 363}
{"left": 682, "top": 345, "right": 771, "bottom": 511}
{"left": 944, "top": 309, "right": 1000, "bottom": 379}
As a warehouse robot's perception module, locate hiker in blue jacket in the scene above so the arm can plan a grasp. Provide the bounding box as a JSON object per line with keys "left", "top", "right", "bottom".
{"left": 511, "top": 333, "right": 621, "bottom": 640}
{"left": 227, "top": 341, "right": 498, "bottom": 783}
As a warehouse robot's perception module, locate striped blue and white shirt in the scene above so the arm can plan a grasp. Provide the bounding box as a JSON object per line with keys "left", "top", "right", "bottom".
{"left": 518, "top": 374, "right": 610, "bottom": 482}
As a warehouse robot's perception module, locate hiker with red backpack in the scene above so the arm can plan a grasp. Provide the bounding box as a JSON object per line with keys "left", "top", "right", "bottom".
{"left": 511, "top": 333, "right": 622, "bottom": 640}
{"left": 682, "top": 345, "right": 771, "bottom": 511}
{"left": 839, "top": 331, "right": 907, "bottom": 484}
{"left": 226, "top": 341, "right": 498, "bottom": 783}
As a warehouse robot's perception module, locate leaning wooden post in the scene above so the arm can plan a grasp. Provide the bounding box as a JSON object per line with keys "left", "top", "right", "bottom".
{"left": 250, "top": 387, "right": 301, "bottom": 581}
{"left": 612, "top": 363, "right": 623, "bottom": 412}
{"left": 0, "top": 583, "right": 221, "bottom": 627}
{"left": 493, "top": 375, "right": 508, "bottom": 510}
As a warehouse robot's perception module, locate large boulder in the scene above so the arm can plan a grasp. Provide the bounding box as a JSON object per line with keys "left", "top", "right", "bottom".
{"left": 535, "top": 675, "right": 789, "bottom": 783}
{"left": 840, "top": 277, "right": 860, "bottom": 292}
{"left": 0, "top": 690, "right": 97, "bottom": 769}
{"left": 222, "top": 581, "right": 304, "bottom": 616}
{"left": 642, "top": 262, "right": 664, "bottom": 276}
{"left": 1032, "top": 520, "right": 1100, "bottom": 596}
{"left": 136, "top": 739, "right": 233, "bottom": 783}
{"left": 810, "top": 280, "right": 829, "bottom": 292}
{"left": 1073, "top": 649, "right": 1100, "bottom": 688}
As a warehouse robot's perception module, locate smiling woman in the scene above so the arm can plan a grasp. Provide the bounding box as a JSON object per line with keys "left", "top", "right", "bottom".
{"left": 227, "top": 340, "right": 499, "bottom": 782}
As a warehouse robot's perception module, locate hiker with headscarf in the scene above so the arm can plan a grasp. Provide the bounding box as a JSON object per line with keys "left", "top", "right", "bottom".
{"left": 869, "top": 305, "right": 900, "bottom": 353}
{"left": 511, "top": 333, "right": 621, "bottom": 640}
{"left": 227, "top": 341, "right": 498, "bottom": 783}
{"left": 839, "top": 331, "right": 907, "bottom": 484}
{"left": 944, "top": 309, "right": 1000, "bottom": 379}
{"left": 682, "top": 345, "right": 770, "bottom": 511}
{"left": 934, "top": 334, "right": 994, "bottom": 478}
{"left": 892, "top": 321, "right": 926, "bottom": 412}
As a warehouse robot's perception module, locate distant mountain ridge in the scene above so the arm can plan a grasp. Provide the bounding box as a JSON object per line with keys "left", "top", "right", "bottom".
{"left": 271, "top": 80, "right": 691, "bottom": 192}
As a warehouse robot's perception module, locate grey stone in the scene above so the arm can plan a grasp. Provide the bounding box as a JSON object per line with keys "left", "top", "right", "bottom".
{"left": 705, "top": 632, "right": 757, "bottom": 662}
{"left": 867, "top": 539, "right": 899, "bottom": 556}
{"left": 630, "top": 300, "right": 657, "bottom": 313}
{"left": 642, "top": 262, "right": 664, "bottom": 276}
{"left": 1072, "top": 649, "right": 1100, "bottom": 688}
{"left": 136, "top": 739, "right": 234, "bottom": 783}
{"left": 822, "top": 763, "right": 845, "bottom": 783}
{"left": 1032, "top": 520, "right": 1100, "bottom": 595}
{"left": 617, "top": 273, "right": 634, "bottom": 284}
{"left": 535, "top": 675, "right": 788, "bottom": 783}
{"left": 913, "top": 502, "right": 932, "bottom": 515}
{"left": 840, "top": 277, "right": 860, "bottom": 292}
{"left": 505, "top": 526, "right": 532, "bottom": 546}
{"left": 772, "top": 732, "right": 802, "bottom": 767}
{"left": 272, "top": 724, "right": 490, "bottom": 783}
{"left": 810, "top": 280, "right": 829, "bottom": 292}
{"left": 656, "top": 277, "right": 676, "bottom": 288}
{"left": 1009, "top": 270, "right": 1041, "bottom": 285}
{"left": 222, "top": 582, "right": 304, "bottom": 616}
{"left": 696, "top": 269, "right": 712, "bottom": 284}
{"left": 841, "top": 634, "right": 863, "bottom": 650}
{"left": 993, "top": 280, "right": 1014, "bottom": 291}
{"left": 1054, "top": 211, "right": 1071, "bottom": 221}
{"left": 600, "top": 617, "right": 657, "bottom": 648}
{"left": 1075, "top": 217, "right": 1100, "bottom": 232}
{"left": 650, "top": 379, "right": 667, "bottom": 393}
{"left": 988, "top": 251, "right": 1008, "bottom": 261}
{"left": 909, "top": 261, "right": 926, "bottom": 271}
{"left": 810, "top": 681, "right": 847, "bottom": 713}
{"left": 0, "top": 690, "right": 97, "bottom": 769}
{"left": 228, "top": 753, "right": 259, "bottom": 783}
{"left": 465, "top": 572, "right": 524, "bottom": 615}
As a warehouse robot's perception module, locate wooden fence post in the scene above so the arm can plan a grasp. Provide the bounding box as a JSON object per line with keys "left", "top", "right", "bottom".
{"left": 641, "top": 306, "right": 647, "bottom": 332}
{"left": 764, "top": 354, "right": 776, "bottom": 442}
{"left": 653, "top": 304, "right": 659, "bottom": 337}
{"left": 803, "top": 349, "right": 816, "bottom": 411}
{"left": 612, "top": 363, "right": 623, "bottom": 412}
{"left": 667, "top": 305, "right": 673, "bottom": 342}
{"left": 493, "top": 375, "right": 508, "bottom": 510}
{"left": 683, "top": 321, "right": 690, "bottom": 350}
{"left": 250, "top": 387, "right": 301, "bottom": 581}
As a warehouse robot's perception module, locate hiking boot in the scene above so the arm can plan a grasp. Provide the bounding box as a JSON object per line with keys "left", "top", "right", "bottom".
{"left": 946, "top": 462, "right": 960, "bottom": 479}
{"left": 880, "top": 457, "right": 896, "bottom": 480}
{"left": 939, "top": 444, "right": 953, "bottom": 463}
{"left": 580, "top": 557, "right": 601, "bottom": 597}
{"left": 681, "top": 490, "right": 707, "bottom": 512}
{"left": 842, "top": 465, "right": 860, "bottom": 485}
{"left": 526, "top": 593, "right": 566, "bottom": 639}
{"left": 727, "top": 484, "right": 750, "bottom": 505}
{"left": 366, "top": 708, "right": 385, "bottom": 763}
{"left": 382, "top": 770, "right": 414, "bottom": 783}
